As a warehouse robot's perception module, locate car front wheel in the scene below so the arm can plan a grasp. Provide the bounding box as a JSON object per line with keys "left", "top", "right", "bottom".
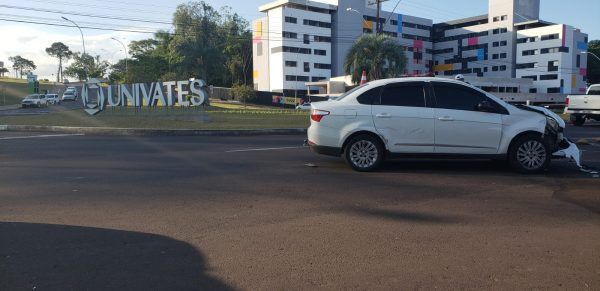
{"left": 509, "top": 134, "right": 550, "bottom": 174}
{"left": 344, "top": 134, "right": 384, "bottom": 172}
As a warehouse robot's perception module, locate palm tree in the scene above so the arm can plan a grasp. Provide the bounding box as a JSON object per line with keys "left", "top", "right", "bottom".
{"left": 344, "top": 34, "right": 407, "bottom": 84}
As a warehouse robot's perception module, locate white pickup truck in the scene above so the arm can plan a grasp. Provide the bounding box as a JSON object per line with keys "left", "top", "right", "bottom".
{"left": 565, "top": 84, "right": 600, "bottom": 126}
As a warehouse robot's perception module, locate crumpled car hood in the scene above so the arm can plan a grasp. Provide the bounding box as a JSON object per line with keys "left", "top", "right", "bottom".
{"left": 524, "top": 105, "right": 566, "bottom": 128}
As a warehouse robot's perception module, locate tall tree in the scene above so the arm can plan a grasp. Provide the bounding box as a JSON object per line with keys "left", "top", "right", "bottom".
{"left": 8, "top": 56, "right": 36, "bottom": 79}
{"left": 587, "top": 40, "right": 600, "bottom": 85}
{"left": 0, "top": 67, "right": 8, "bottom": 77}
{"left": 45, "top": 42, "right": 73, "bottom": 83}
{"left": 63, "top": 53, "right": 109, "bottom": 81}
{"left": 169, "top": 1, "right": 223, "bottom": 84}
{"left": 344, "top": 35, "right": 407, "bottom": 84}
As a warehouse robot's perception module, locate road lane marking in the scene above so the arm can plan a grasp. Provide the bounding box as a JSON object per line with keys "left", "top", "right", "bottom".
{"left": 225, "top": 146, "right": 305, "bottom": 153}
{"left": 0, "top": 134, "right": 85, "bottom": 140}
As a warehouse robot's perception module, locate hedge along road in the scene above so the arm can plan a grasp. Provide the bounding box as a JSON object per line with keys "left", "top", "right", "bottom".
{"left": 0, "top": 132, "right": 598, "bottom": 290}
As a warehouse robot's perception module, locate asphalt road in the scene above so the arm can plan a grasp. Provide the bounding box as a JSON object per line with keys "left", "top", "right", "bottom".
{"left": 0, "top": 128, "right": 599, "bottom": 290}
{"left": 0, "top": 99, "right": 82, "bottom": 116}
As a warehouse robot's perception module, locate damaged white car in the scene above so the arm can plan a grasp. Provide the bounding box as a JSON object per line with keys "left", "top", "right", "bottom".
{"left": 307, "top": 78, "right": 579, "bottom": 173}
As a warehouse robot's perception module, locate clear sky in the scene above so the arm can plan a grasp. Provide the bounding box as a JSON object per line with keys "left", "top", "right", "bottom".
{"left": 1, "top": 0, "right": 598, "bottom": 79}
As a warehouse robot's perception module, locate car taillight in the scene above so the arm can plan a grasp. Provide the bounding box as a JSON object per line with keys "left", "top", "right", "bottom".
{"left": 311, "top": 109, "right": 330, "bottom": 122}
{"left": 565, "top": 97, "right": 569, "bottom": 106}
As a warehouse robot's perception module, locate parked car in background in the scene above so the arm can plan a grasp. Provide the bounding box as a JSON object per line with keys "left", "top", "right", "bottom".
{"left": 296, "top": 103, "right": 312, "bottom": 110}
{"left": 308, "top": 78, "right": 570, "bottom": 173}
{"left": 565, "top": 84, "right": 600, "bottom": 126}
{"left": 21, "top": 94, "right": 48, "bottom": 108}
{"left": 62, "top": 91, "right": 77, "bottom": 101}
{"left": 45, "top": 94, "right": 60, "bottom": 105}
{"left": 66, "top": 87, "right": 78, "bottom": 97}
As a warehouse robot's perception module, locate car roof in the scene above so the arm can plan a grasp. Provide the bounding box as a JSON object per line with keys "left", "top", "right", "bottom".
{"left": 365, "top": 77, "right": 472, "bottom": 87}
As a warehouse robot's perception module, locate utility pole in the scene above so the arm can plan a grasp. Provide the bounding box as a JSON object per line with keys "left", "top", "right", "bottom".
{"left": 371, "top": 0, "right": 388, "bottom": 35}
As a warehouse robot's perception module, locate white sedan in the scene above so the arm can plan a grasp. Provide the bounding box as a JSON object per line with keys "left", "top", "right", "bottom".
{"left": 296, "top": 103, "right": 312, "bottom": 110}
{"left": 45, "top": 94, "right": 61, "bottom": 105}
{"left": 307, "top": 77, "right": 572, "bottom": 173}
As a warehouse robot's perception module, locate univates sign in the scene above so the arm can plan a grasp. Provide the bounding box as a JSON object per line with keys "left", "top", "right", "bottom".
{"left": 81, "top": 78, "right": 209, "bottom": 115}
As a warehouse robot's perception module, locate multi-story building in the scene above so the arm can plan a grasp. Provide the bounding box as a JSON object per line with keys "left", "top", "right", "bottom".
{"left": 515, "top": 22, "right": 588, "bottom": 94}
{"left": 252, "top": 0, "right": 337, "bottom": 97}
{"left": 253, "top": 0, "right": 588, "bottom": 96}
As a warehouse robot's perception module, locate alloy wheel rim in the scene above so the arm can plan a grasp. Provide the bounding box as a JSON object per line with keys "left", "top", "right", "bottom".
{"left": 516, "top": 140, "right": 546, "bottom": 170}
{"left": 349, "top": 140, "right": 378, "bottom": 168}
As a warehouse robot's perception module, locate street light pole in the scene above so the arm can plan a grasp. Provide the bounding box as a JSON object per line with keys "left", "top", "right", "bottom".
{"left": 61, "top": 16, "right": 85, "bottom": 56}
{"left": 62, "top": 16, "right": 87, "bottom": 82}
{"left": 111, "top": 37, "right": 128, "bottom": 76}
{"left": 584, "top": 51, "right": 600, "bottom": 62}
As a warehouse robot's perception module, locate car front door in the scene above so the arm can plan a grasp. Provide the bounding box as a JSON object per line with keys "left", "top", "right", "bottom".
{"left": 372, "top": 82, "right": 435, "bottom": 153}
{"left": 430, "top": 82, "right": 504, "bottom": 154}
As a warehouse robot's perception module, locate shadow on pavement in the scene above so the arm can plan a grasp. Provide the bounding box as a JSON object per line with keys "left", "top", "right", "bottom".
{"left": 0, "top": 222, "right": 232, "bottom": 291}
{"left": 349, "top": 207, "right": 461, "bottom": 224}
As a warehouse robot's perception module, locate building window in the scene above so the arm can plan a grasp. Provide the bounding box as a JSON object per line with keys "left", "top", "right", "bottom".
{"left": 541, "top": 33, "right": 559, "bottom": 41}
{"left": 390, "top": 19, "right": 398, "bottom": 26}
{"left": 313, "top": 35, "right": 331, "bottom": 42}
{"left": 285, "top": 61, "right": 297, "bottom": 67}
{"left": 304, "top": 62, "right": 310, "bottom": 73}
{"left": 577, "top": 55, "right": 581, "bottom": 68}
{"left": 500, "top": 40, "right": 507, "bottom": 46}
{"left": 284, "top": 16, "right": 297, "bottom": 24}
{"left": 492, "top": 66, "right": 499, "bottom": 71}
{"left": 285, "top": 75, "right": 309, "bottom": 82}
{"left": 272, "top": 46, "right": 311, "bottom": 54}
{"left": 493, "top": 41, "right": 499, "bottom": 47}
{"left": 311, "top": 76, "right": 326, "bottom": 82}
{"left": 522, "top": 75, "right": 538, "bottom": 81}
{"left": 499, "top": 65, "right": 507, "bottom": 71}
{"left": 517, "top": 37, "right": 536, "bottom": 43}
{"left": 516, "top": 63, "right": 536, "bottom": 69}
{"left": 547, "top": 87, "right": 561, "bottom": 93}
{"left": 529, "top": 88, "right": 537, "bottom": 93}
{"left": 492, "top": 54, "right": 499, "bottom": 59}
{"left": 522, "top": 49, "right": 537, "bottom": 56}
{"left": 548, "top": 60, "right": 559, "bottom": 72}
{"left": 501, "top": 15, "right": 508, "bottom": 21}
{"left": 314, "top": 63, "right": 331, "bottom": 69}
{"left": 283, "top": 31, "right": 297, "bottom": 39}
{"left": 303, "top": 34, "right": 310, "bottom": 44}
{"left": 256, "top": 42, "right": 263, "bottom": 56}
{"left": 314, "top": 49, "right": 326, "bottom": 56}
{"left": 493, "top": 16, "right": 500, "bottom": 22}
{"left": 540, "top": 74, "right": 558, "bottom": 80}
{"left": 500, "top": 53, "right": 507, "bottom": 59}
{"left": 303, "top": 19, "right": 331, "bottom": 28}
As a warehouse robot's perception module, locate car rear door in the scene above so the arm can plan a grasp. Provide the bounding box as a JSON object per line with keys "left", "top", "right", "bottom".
{"left": 430, "top": 82, "right": 503, "bottom": 154}
{"left": 372, "top": 81, "right": 435, "bottom": 153}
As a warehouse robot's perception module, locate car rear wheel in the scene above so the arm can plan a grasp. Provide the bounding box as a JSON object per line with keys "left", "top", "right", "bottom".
{"left": 571, "top": 115, "right": 585, "bottom": 126}
{"left": 509, "top": 134, "right": 550, "bottom": 174}
{"left": 344, "top": 134, "right": 384, "bottom": 172}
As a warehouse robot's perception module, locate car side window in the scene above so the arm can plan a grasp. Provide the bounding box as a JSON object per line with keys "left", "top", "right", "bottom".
{"left": 356, "top": 87, "right": 382, "bottom": 105}
{"left": 432, "top": 83, "right": 492, "bottom": 112}
{"left": 378, "top": 83, "right": 426, "bottom": 107}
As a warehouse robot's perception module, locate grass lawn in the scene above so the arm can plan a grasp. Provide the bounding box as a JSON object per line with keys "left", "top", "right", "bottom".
{"left": 0, "top": 107, "right": 310, "bottom": 130}
{"left": 0, "top": 78, "right": 60, "bottom": 106}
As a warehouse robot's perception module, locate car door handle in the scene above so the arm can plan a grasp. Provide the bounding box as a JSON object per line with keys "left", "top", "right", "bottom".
{"left": 438, "top": 116, "right": 454, "bottom": 121}
{"left": 376, "top": 113, "right": 392, "bottom": 118}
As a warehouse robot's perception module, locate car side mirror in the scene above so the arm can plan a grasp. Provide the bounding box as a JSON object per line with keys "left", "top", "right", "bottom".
{"left": 477, "top": 100, "right": 496, "bottom": 113}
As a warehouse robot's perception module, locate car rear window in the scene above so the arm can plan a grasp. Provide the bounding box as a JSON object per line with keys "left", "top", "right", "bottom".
{"left": 378, "top": 83, "right": 426, "bottom": 107}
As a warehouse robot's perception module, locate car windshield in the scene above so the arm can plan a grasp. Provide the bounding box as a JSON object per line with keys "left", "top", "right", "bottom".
{"left": 26, "top": 95, "right": 39, "bottom": 99}
{"left": 335, "top": 84, "right": 369, "bottom": 101}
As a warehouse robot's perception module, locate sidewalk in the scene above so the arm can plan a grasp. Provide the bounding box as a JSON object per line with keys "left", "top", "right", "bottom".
{"left": 0, "top": 104, "right": 19, "bottom": 111}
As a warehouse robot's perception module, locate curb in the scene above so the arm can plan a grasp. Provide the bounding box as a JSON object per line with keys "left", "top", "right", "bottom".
{"left": 0, "top": 125, "right": 307, "bottom": 136}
